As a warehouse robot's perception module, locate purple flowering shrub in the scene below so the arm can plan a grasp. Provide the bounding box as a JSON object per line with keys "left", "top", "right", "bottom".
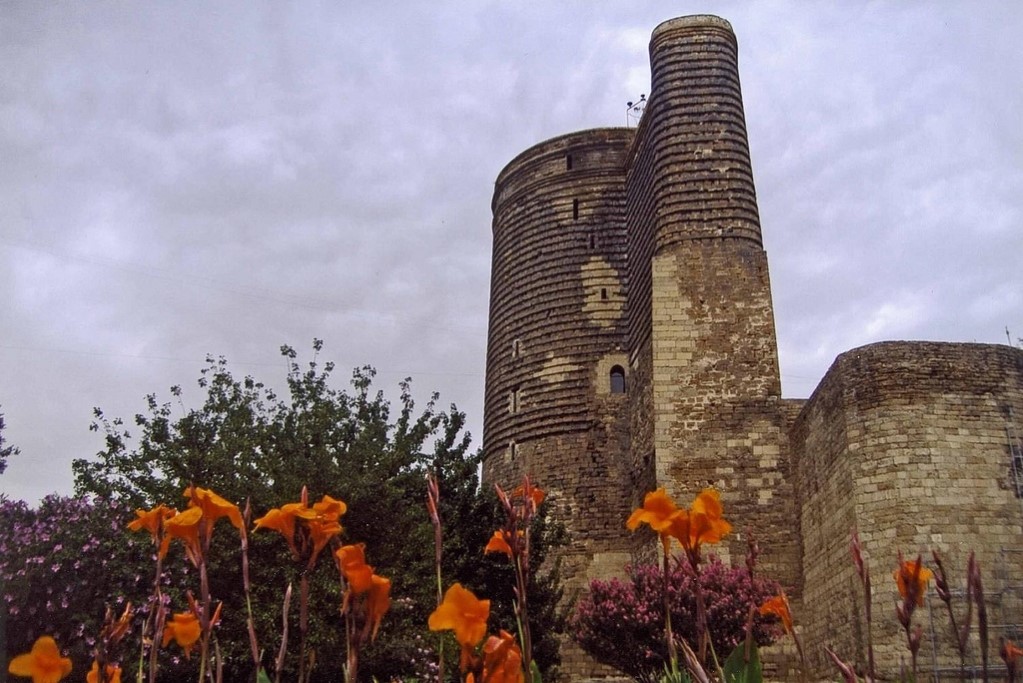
{"left": 570, "top": 555, "right": 782, "bottom": 682}
{"left": 0, "top": 495, "right": 187, "bottom": 675}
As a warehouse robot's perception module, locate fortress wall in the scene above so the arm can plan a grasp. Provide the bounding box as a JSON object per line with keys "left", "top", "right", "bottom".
{"left": 790, "top": 361, "right": 861, "bottom": 675}
{"left": 794, "top": 342, "right": 1023, "bottom": 677}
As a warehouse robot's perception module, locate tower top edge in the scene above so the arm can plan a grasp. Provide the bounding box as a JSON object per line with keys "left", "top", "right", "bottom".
{"left": 652, "top": 15, "right": 734, "bottom": 38}
{"left": 493, "top": 127, "right": 634, "bottom": 189}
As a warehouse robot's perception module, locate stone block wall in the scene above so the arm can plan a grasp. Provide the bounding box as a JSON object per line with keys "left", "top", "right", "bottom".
{"left": 793, "top": 341, "right": 1023, "bottom": 677}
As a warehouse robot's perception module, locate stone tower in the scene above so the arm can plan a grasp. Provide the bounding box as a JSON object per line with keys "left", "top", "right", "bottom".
{"left": 481, "top": 13, "right": 1023, "bottom": 682}
{"left": 483, "top": 128, "right": 638, "bottom": 590}
{"left": 625, "top": 15, "right": 800, "bottom": 591}
{"left": 483, "top": 11, "right": 800, "bottom": 600}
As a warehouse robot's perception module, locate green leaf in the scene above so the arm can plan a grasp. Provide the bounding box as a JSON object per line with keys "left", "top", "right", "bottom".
{"left": 530, "top": 659, "right": 543, "bottom": 683}
{"left": 256, "top": 668, "right": 273, "bottom": 683}
{"left": 722, "top": 642, "right": 762, "bottom": 683}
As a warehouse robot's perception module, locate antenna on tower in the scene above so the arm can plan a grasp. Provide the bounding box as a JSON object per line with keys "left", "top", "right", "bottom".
{"left": 626, "top": 94, "right": 646, "bottom": 127}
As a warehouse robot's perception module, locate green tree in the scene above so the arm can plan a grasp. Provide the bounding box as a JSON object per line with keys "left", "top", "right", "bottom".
{"left": 0, "top": 406, "right": 18, "bottom": 475}
{"left": 71, "top": 340, "right": 563, "bottom": 681}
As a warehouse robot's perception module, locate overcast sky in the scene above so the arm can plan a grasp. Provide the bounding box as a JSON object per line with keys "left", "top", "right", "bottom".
{"left": 2, "top": 1, "right": 1021, "bottom": 504}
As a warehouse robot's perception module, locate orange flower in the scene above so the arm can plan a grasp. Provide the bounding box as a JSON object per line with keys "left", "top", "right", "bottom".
{"left": 759, "top": 592, "right": 794, "bottom": 635}
{"left": 86, "top": 661, "right": 121, "bottom": 683}
{"left": 428, "top": 583, "right": 490, "bottom": 649}
{"left": 308, "top": 516, "right": 343, "bottom": 563}
{"left": 7, "top": 636, "right": 72, "bottom": 683}
{"left": 164, "top": 506, "right": 203, "bottom": 562}
{"left": 254, "top": 502, "right": 316, "bottom": 555}
{"left": 1002, "top": 639, "right": 1023, "bottom": 666}
{"left": 511, "top": 483, "right": 545, "bottom": 510}
{"left": 894, "top": 558, "right": 933, "bottom": 606}
{"left": 366, "top": 574, "right": 391, "bottom": 640}
{"left": 667, "top": 488, "right": 732, "bottom": 553}
{"left": 482, "top": 630, "right": 525, "bottom": 683}
{"left": 312, "top": 494, "right": 347, "bottom": 519}
{"left": 337, "top": 544, "right": 375, "bottom": 594}
{"left": 484, "top": 530, "right": 514, "bottom": 559}
{"left": 162, "top": 611, "right": 202, "bottom": 658}
{"left": 255, "top": 494, "right": 345, "bottom": 566}
{"left": 126, "top": 504, "right": 176, "bottom": 559}
{"left": 185, "top": 486, "right": 243, "bottom": 530}
{"left": 626, "top": 488, "right": 679, "bottom": 535}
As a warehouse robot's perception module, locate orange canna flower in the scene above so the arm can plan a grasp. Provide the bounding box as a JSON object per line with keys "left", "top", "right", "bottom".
{"left": 626, "top": 488, "right": 679, "bottom": 535}
{"left": 162, "top": 611, "right": 202, "bottom": 658}
{"left": 185, "top": 486, "right": 243, "bottom": 530}
{"left": 126, "top": 504, "right": 176, "bottom": 536}
{"left": 126, "top": 504, "right": 176, "bottom": 558}
{"left": 255, "top": 494, "right": 345, "bottom": 566}
{"left": 667, "top": 488, "right": 732, "bottom": 553}
{"left": 894, "top": 558, "right": 933, "bottom": 606}
{"left": 8, "top": 636, "right": 72, "bottom": 683}
{"left": 366, "top": 574, "right": 392, "bottom": 640}
{"left": 482, "top": 629, "right": 525, "bottom": 683}
{"left": 312, "top": 494, "right": 347, "bottom": 519}
{"left": 428, "top": 583, "right": 491, "bottom": 649}
{"left": 511, "top": 483, "right": 545, "bottom": 510}
{"left": 484, "top": 530, "right": 514, "bottom": 559}
{"left": 254, "top": 502, "right": 317, "bottom": 555}
{"left": 759, "top": 592, "right": 794, "bottom": 636}
{"left": 308, "top": 516, "right": 343, "bottom": 563}
{"left": 337, "top": 544, "right": 375, "bottom": 594}
{"left": 164, "top": 506, "right": 203, "bottom": 562}
{"left": 86, "top": 661, "right": 122, "bottom": 683}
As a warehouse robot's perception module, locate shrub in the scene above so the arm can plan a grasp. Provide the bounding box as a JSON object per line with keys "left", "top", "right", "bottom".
{"left": 571, "top": 555, "right": 781, "bottom": 683}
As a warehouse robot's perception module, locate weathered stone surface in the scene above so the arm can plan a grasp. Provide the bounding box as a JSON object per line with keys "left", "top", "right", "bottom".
{"left": 481, "top": 14, "right": 1023, "bottom": 682}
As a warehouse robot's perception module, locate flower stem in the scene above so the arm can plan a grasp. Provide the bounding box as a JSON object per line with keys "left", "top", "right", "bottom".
{"left": 661, "top": 538, "right": 678, "bottom": 665}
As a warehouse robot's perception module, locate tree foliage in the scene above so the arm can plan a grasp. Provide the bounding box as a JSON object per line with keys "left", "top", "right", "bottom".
{"left": 65, "top": 340, "right": 562, "bottom": 681}
{"left": 0, "top": 406, "right": 18, "bottom": 475}
{"left": 0, "top": 495, "right": 189, "bottom": 678}
{"left": 570, "top": 555, "right": 781, "bottom": 683}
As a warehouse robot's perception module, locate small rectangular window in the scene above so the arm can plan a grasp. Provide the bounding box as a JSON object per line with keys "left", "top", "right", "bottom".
{"left": 572, "top": 199, "right": 579, "bottom": 221}
{"left": 566, "top": 154, "right": 573, "bottom": 170}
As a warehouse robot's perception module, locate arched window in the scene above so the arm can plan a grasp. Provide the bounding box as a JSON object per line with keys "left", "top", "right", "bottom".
{"left": 610, "top": 366, "right": 626, "bottom": 394}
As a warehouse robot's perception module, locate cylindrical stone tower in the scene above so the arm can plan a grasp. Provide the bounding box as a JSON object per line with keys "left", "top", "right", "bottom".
{"left": 483, "top": 127, "right": 638, "bottom": 564}
{"left": 626, "top": 15, "right": 799, "bottom": 591}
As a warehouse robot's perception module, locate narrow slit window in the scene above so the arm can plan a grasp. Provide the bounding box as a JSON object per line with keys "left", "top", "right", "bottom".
{"left": 572, "top": 199, "right": 579, "bottom": 220}
{"left": 588, "top": 234, "right": 596, "bottom": 250}
{"left": 610, "top": 366, "right": 626, "bottom": 394}
{"left": 512, "top": 339, "right": 521, "bottom": 358}
{"left": 566, "top": 154, "right": 573, "bottom": 170}
{"left": 601, "top": 287, "right": 608, "bottom": 300}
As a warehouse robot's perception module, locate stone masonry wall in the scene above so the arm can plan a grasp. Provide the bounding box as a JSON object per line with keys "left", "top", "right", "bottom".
{"left": 483, "top": 128, "right": 637, "bottom": 681}
{"left": 632, "top": 15, "right": 802, "bottom": 592}
{"left": 794, "top": 342, "right": 1023, "bottom": 678}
